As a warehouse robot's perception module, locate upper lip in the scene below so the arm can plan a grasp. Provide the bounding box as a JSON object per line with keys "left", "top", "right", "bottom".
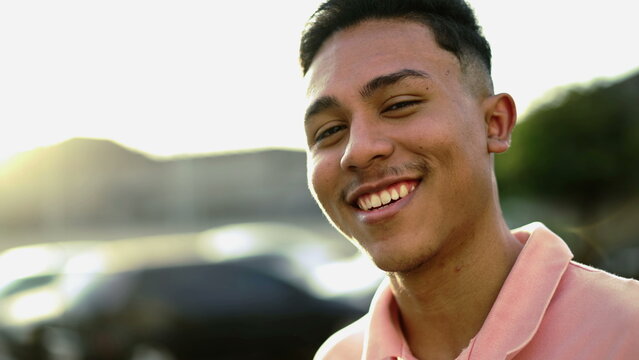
{"left": 345, "top": 176, "right": 421, "bottom": 206}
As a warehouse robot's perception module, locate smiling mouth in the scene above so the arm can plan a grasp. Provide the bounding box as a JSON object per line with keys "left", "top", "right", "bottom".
{"left": 355, "top": 180, "right": 418, "bottom": 211}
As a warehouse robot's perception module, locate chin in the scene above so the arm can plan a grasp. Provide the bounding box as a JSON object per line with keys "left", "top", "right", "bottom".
{"left": 373, "top": 258, "right": 426, "bottom": 274}
{"left": 366, "top": 245, "right": 435, "bottom": 274}
{"left": 345, "top": 228, "right": 435, "bottom": 273}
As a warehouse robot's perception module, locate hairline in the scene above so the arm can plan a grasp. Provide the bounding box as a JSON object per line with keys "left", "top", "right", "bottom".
{"left": 306, "top": 17, "right": 494, "bottom": 99}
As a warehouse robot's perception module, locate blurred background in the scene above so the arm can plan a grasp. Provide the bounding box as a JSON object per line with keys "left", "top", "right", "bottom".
{"left": 0, "top": 0, "right": 637, "bottom": 359}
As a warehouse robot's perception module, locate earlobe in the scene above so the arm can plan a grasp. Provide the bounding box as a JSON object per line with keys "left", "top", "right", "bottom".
{"left": 484, "top": 93, "right": 517, "bottom": 154}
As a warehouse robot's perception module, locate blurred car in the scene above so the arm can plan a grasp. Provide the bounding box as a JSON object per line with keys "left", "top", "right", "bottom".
{"left": 0, "top": 241, "right": 97, "bottom": 301}
{"left": 195, "top": 222, "right": 383, "bottom": 304}
{"left": 0, "top": 241, "right": 97, "bottom": 360}
{"left": 43, "top": 255, "right": 363, "bottom": 360}
{"left": 34, "top": 222, "right": 379, "bottom": 360}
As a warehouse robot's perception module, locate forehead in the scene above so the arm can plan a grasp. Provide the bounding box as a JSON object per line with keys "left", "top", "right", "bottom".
{"left": 305, "top": 19, "right": 461, "bottom": 98}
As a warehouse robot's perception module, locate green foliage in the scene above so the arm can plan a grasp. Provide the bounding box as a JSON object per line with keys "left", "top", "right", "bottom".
{"left": 496, "top": 72, "right": 639, "bottom": 220}
{"left": 496, "top": 72, "right": 639, "bottom": 276}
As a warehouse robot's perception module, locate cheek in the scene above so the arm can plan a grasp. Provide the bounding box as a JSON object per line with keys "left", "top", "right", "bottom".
{"left": 400, "top": 118, "right": 454, "bottom": 160}
{"left": 402, "top": 118, "right": 484, "bottom": 183}
{"left": 307, "top": 153, "right": 335, "bottom": 207}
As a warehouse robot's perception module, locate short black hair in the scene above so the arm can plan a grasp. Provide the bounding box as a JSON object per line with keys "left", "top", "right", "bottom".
{"left": 299, "top": 0, "right": 492, "bottom": 78}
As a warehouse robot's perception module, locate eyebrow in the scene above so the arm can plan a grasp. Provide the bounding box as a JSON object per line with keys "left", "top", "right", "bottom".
{"left": 305, "top": 95, "right": 340, "bottom": 123}
{"left": 360, "top": 69, "right": 431, "bottom": 98}
{"left": 304, "top": 69, "right": 431, "bottom": 123}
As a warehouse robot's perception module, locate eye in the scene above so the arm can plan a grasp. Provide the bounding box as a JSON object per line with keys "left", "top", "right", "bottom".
{"left": 383, "top": 100, "right": 422, "bottom": 113}
{"left": 315, "top": 124, "right": 347, "bottom": 143}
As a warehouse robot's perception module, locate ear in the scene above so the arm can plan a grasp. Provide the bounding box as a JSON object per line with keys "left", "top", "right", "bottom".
{"left": 483, "top": 93, "right": 517, "bottom": 154}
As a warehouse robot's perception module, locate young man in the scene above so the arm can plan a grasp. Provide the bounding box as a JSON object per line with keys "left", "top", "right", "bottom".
{"left": 300, "top": 1, "right": 639, "bottom": 359}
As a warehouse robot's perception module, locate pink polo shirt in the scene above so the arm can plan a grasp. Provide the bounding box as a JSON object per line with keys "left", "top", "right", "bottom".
{"left": 315, "top": 222, "right": 639, "bottom": 359}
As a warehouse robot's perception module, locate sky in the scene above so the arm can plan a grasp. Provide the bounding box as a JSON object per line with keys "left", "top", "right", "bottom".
{"left": 1, "top": 0, "right": 637, "bottom": 163}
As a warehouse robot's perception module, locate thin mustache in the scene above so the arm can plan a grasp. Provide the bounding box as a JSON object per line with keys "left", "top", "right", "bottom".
{"left": 341, "top": 160, "right": 430, "bottom": 199}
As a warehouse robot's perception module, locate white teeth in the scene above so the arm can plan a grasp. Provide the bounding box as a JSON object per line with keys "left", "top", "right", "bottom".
{"left": 365, "top": 197, "right": 373, "bottom": 209}
{"left": 371, "top": 194, "right": 382, "bottom": 208}
{"left": 356, "top": 183, "right": 417, "bottom": 211}
{"left": 380, "top": 190, "right": 392, "bottom": 205}
{"left": 358, "top": 198, "right": 367, "bottom": 210}
{"left": 390, "top": 188, "right": 399, "bottom": 200}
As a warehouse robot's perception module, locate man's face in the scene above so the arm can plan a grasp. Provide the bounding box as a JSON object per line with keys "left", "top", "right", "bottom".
{"left": 304, "top": 19, "right": 496, "bottom": 272}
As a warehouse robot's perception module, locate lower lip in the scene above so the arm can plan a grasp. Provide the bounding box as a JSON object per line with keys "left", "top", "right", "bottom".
{"left": 354, "top": 184, "right": 419, "bottom": 224}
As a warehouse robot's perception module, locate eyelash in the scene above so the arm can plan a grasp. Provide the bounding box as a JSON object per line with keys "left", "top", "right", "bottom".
{"left": 383, "top": 100, "right": 421, "bottom": 112}
{"left": 315, "top": 125, "right": 347, "bottom": 143}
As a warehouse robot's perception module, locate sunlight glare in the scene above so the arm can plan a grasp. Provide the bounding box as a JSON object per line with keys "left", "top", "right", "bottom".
{"left": 4, "top": 288, "right": 64, "bottom": 325}
{"left": 0, "top": 247, "right": 60, "bottom": 287}
{"left": 310, "top": 254, "right": 383, "bottom": 298}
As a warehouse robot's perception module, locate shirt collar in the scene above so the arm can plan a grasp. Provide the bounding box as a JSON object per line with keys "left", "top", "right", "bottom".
{"left": 363, "top": 277, "right": 418, "bottom": 360}
{"left": 467, "top": 222, "right": 573, "bottom": 359}
{"left": 362, "top": 222, "right": 573, "bottom": 360}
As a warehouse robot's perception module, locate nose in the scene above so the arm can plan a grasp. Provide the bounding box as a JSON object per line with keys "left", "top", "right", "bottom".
{"left": 340, "top": 118, "right": 394, "bottom": 171}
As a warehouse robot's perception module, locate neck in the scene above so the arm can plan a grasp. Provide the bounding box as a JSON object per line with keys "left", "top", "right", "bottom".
{"left": 388, "top": 216, "right": 522, "bottom": 360}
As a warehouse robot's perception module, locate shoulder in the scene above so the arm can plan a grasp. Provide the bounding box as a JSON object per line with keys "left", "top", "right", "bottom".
{"left": 554, "top": 261, "right": 639, "bottom": 325}
{"left": 527, "top": 262, "right": 639, "bottom": 358}
{"left": 314, "top": 315, "right": 368, "bottom": 360}
{"left": 564, "top": 262, "right": 639, "bottom": 302}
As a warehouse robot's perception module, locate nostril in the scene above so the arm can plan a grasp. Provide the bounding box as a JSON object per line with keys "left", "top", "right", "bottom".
{"left": 340, "top": 138, "right": 394, "bottom": 170}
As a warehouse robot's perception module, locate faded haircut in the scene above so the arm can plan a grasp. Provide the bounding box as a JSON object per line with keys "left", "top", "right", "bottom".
{"left": 299, "top": 0, "right": 494, "bottom": 96}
